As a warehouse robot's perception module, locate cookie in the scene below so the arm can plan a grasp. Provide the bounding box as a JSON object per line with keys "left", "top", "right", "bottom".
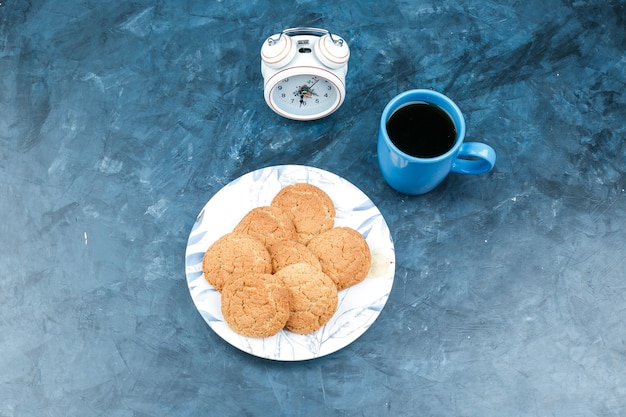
{"left": 233, "top": 205, "right": 297, "bottom": 247}
{"left": 271, "top": 183, "right": 336, "bottom": 245}
{"left": 275, "top": 263, "right": 338, "bottom": 334}
{"left": 267, "top": 239, "right": 322, "bottom": 273}
{"left": 221, "top": 273, "right": 290, "bottom": 338}
{"left": 307, "top": 227, "right": 372, "bottom": 291}
{"left": 202, "top": 232, "right": 272, "bottom": 292}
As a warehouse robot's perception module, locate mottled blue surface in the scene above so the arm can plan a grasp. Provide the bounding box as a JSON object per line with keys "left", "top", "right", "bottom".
{"left": 1, "top": 0, "right": 625, "bottom": 416}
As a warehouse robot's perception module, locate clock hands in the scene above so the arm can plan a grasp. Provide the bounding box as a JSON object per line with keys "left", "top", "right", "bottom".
{"left": 274, "top": 74, "right": 338, "bottom": 118}
{"left": 295, "top": 78, "right": 320, "bottom": 107}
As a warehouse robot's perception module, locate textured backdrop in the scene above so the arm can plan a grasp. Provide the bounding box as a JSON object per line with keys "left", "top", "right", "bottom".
{"left": 1, "top": 0, "right": 625, "bottom": 416}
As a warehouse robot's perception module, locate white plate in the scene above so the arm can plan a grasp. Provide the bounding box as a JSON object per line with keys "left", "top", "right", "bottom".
{"left": 185, "top": 165, "right": 395, "bottom": 361}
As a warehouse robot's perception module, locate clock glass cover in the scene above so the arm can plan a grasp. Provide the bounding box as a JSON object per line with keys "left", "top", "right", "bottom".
{"left": 271, "top": 75, "right": 339, "bottom": 119}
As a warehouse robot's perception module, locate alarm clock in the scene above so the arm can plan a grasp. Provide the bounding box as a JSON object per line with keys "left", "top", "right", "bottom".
{"left": 260, "top": 27, "right": 350, "bottom": 121}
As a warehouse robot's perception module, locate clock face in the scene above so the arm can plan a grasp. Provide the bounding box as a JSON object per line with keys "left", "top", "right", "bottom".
{"left": 270, "top": 74, "right": 339, "bottom": 119}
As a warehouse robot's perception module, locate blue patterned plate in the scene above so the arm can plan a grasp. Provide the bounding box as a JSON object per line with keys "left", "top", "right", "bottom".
{"left": 185, "top": 165, "right": 395, "bottom": 361}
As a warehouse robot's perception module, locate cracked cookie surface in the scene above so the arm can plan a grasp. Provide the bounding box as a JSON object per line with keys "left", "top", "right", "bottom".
{"left": 271, "top": 183, "right": 335, "bottom": 245}
{"left": 275, "top": 263, "right": 338, "bottom": 334}
{"left": 202, "top": 232, "right": 272, "bottom": 292}
{"left": 233, "top": 205, "right": 296, "bottom": 246}
{"left": 267, "top": 239, "right": 322, "bottom": 273}
{"left": 307, "top": 227, "right": 372, "bottom": 291}
{"left": 221, "top": 273, "right": 290, "bottom": 338}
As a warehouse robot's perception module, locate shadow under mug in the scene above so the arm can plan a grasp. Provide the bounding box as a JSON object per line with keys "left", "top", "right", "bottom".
{"left": 377, "top": 89, "right": 496, "bottom": 195}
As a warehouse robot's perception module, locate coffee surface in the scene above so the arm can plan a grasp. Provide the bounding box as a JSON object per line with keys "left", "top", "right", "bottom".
{"left": 386, "top": 102, "right": 456, "bottom": 158}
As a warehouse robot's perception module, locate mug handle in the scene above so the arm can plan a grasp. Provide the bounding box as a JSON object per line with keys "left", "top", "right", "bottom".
{"left": 450, "top": 142, "right": 496, "bottom": 175}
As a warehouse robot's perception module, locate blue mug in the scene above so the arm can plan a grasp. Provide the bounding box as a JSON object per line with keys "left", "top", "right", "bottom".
{"left": 377, "top": 89, "right": 496, "bottom": 195}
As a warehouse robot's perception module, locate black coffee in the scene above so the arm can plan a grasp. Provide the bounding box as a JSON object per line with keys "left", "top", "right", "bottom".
{"left": 385, "top": 102, "right": 457, "bottom": 158}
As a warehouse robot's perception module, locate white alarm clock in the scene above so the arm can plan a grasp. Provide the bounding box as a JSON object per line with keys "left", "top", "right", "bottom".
{"left": 260, "top": 27, "right": 350, "bottom": 121}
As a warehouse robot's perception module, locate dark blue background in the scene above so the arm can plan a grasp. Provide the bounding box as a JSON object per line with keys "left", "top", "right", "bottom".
{"left": 1, "top": 0, "right": 625, "bottom": 416}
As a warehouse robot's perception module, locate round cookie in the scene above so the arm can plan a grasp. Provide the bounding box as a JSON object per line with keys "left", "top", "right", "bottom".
{"left": 221, "top": 273, "right": 290, "bottom": 338}
{"left": 233, "top": 205, "right": 296, "bottom": 247}
{"left": 202, "top": 232, "right": 272, "bottom": 292}
{"left": 267, "top": 239, "right": 322, "bottom": 273}
{"left": 307, "top": 227, "right": 372, "bottom": 291}
{"left": 275, "top": 263, "right": 338, "bottom": 334}
{"left": 271, "top": 183, "right": 336, "bottom": 245}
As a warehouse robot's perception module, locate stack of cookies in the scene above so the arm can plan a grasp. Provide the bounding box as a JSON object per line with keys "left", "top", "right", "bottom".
{"left": 201, "top": 182, "right": 372, "bottom": 338}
